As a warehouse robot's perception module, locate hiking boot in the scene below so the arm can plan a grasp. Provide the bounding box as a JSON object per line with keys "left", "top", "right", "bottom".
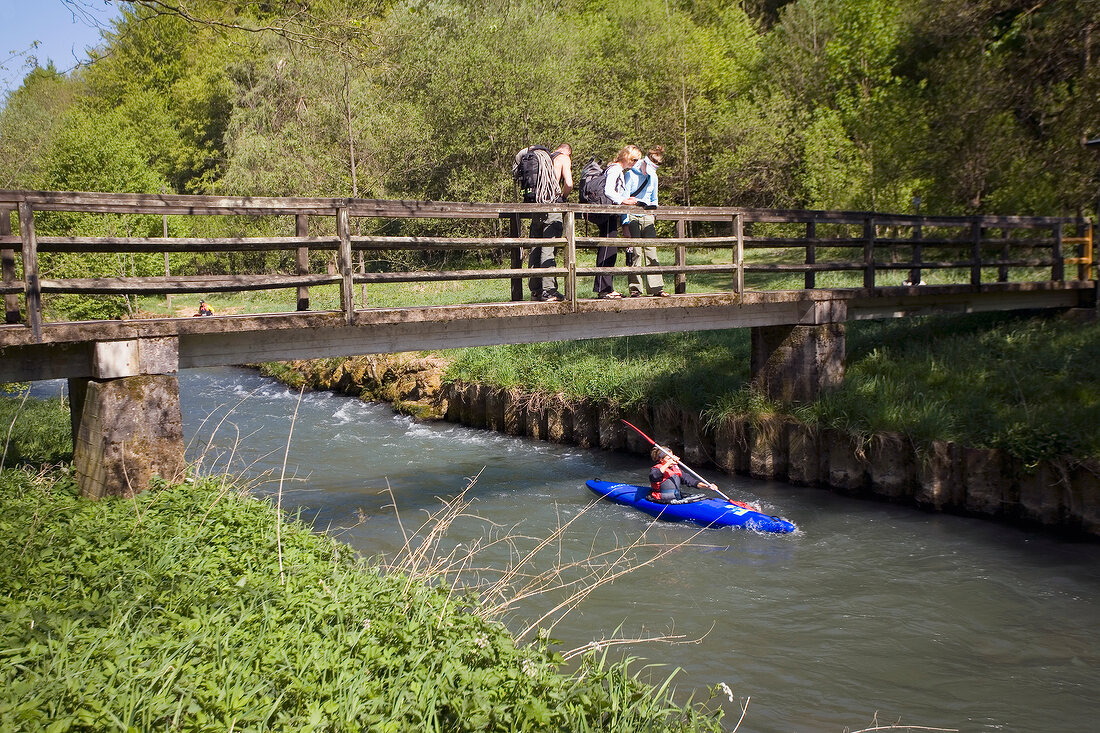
{"left": 544, "top": 289, "right": 566, "bottom": 302}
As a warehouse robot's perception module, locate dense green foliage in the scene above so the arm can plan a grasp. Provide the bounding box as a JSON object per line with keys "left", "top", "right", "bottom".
{"left": 2, "top": 0, "right": 1095, "bottom": 319}
{"left": 446, "top": 312, "right": 1100, "bottom": 462}
{"left": 2, "top": 0, "right": 1097, "bottom": 216}
{"left": 0, "top": 392, "right": 72, "bottom": 468}
{"left": 0, "top": 402, "right": 722, "bottom": 731}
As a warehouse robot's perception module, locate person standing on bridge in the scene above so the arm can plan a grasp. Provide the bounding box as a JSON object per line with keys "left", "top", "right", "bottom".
{"left": 519, "top": 143, "right": 572, "bottom": 302}
{"left": 622, "top": 145, "right": 669, "bottom": 298}
{"left": 593, "top": 144, "right": 643, "bottom": 299}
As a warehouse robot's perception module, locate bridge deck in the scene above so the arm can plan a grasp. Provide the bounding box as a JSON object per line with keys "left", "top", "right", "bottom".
{"left": 0, "top": 281, "right": 1090, "bottom": 383}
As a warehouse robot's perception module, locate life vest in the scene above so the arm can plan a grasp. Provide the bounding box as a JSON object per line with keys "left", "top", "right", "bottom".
{"left": 650, "top": 454, "right": 682, "bottom": 498}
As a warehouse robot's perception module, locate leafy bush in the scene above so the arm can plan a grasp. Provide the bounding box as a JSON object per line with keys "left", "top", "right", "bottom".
{"left": 0, "top": 394, "right": 72, "bottom": 468}
{"left": 0, "top": 470, "right": 722, "bottom": 731}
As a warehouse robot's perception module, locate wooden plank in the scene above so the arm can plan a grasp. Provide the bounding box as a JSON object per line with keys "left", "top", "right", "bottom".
{"left": 565, "top": 211, "right": 577, "bottom": 308}
{"left": 351, "top": 236, "right": 554, "bottom": 249}
{"left": 40, "top": 274, "right": 340, "bottom": 294}
{"left": 0, "top": 190, "right": 1079, "bottom": 229}
{"left": 1052, "top": 223, "right": 1064, "bottom": 282}
{"left": 36, "top": 235, "right": 338, "bottom": 253}
{"left": 675, "top": 219, "right": 687, "bottom": 294}
{"left": 337, "top": 207, "right": 354, "bottom": 324}
{"left": 863, "top": 216, "right": 876, "bottom": 288}
{"left": 355, "top": 268, "right": 564, "bottom": 284}
{"left": 1, "top": 209, "right": 18, "bottom": 324}
{"left": 734, "top": 213, "right": 744, "bottom": 295}
{"left": 743, "top": 263, "right": 867, "bottom": 273}
{"left": 908, "top": 220, "right": 924, "bottom": 286}
{"left": 18, "top": 202, "right": 41, "bottom": 340}
{"left": 971, "top": 220, "right": 983, "bottom": 286}
{"left": 576, "top": 264, "right": 757, "bottom": 277}
{"left": 509, "top": 213, "right": 523, "bottom": 302}
{"left": 805, "top": 219, "right": 816, "bottom": 289}
{"left": 998, "top": 228, "right": 1010, "bottom": 283}
{"left": 296, "top": 214, "right": 311, "bottom": 311}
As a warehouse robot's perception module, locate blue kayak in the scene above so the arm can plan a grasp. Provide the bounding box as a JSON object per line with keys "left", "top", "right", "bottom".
{"left": 586, "top": 480, "right": 797, "bottom": 533}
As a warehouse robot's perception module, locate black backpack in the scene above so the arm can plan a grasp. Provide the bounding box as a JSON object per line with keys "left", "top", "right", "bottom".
{"left": 578, "top": 158, "right": 613, "bottom": 205}
{"left": 513, "top": 145, "right": 552, "bottom": 202}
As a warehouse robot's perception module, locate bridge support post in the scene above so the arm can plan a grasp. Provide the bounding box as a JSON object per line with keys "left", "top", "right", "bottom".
{"left": 750, "top": 321, "right": 846, "bottom": 404}
{"left": 71, "top": 338, "right": 185, "bottom": 499}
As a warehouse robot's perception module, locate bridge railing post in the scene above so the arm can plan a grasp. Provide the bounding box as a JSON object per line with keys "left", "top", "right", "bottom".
{"left": 509, "top": 213, "right": 523, "bottom": 302}
{"left": 998, "top": 227, "right": 1010, "bottom": 283}
{"left": 1, "top": 206, "right": 18, "bottom": 324}
{"left": 734, "top": 213, "right": 744, "bottom": 295}
{"left": 970, "top": 219, "right": 984, "bottom": 286}
{"left": 337, "top": 206, "right": 354, "bottom": 323}
{"left": 804, "top": 218, "right": 816, "bottom": 290}
{"left": 1052, "top": 222, "right": 1065, "bottom": 282}
{"left": 1075, "top": 217, "right": 1089, "bottom": 282}
{"left": 564, "top": 211, "right": 576, "bottom": 309}
{"left": 17, "top": 201, "right": 42, "bottom": 341}
{"left": 863, "top": 216, "right": 876, "bottom": 289}
{"left": 296, "top": 213, "right": 310, "bottom": 311}
{"left": 675, "top": 218, "right": 687, "bottom": 294}
{"left": 910, "top": 217, "right": 924, "bottom": 286}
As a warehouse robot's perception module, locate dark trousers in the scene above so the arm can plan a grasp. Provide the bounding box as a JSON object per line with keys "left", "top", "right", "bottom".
{"left": 529, "top": 213, "right": 562, "bottom": 295}
{"left": 593, "top": 214, "right": 619, "bottom": 295}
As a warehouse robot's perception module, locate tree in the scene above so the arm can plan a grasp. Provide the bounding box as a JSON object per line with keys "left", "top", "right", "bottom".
{"left": 0, "top": 65, "right": 83, "bottom": 189}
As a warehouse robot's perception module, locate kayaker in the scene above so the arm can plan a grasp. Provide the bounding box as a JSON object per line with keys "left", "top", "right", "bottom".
{"left": 648, "top": 446, "right": 715, "bottom": 502}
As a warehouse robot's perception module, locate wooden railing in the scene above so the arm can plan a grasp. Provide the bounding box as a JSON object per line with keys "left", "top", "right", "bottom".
{"left": 0, "top": 190, "right": 1091, "bottom": 342}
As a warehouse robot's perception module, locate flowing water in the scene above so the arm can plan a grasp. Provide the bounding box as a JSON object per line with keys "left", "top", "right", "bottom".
{"left": 37, "top": 367, "right": 1100, "bottom": 731}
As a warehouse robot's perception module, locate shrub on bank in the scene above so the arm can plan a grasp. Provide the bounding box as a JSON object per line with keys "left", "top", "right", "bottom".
{"left": 0, "top": 440, "right": 721, "bottom": 730}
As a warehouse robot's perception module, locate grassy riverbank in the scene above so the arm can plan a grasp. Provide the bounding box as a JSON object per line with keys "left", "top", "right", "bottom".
{"left": 0, "top": 399, "right": 723, "bottom": 731}
{"left": 445, "top": 311, "right": 1100, "bottom": 464}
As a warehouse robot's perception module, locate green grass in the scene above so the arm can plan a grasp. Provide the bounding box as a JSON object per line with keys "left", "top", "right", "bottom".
{"left": 0, "top": 391, "right": 72, "bottom": 468}
{"left": 445, "top": 331, "right": 751, "bottom": 412}
{"left": 0, "top": 399, "right": 724, "bottom": 732}
{"left": 802, "top": 312, "right": 1100, "bottom": 461}
{"left": 445, "top": 311, "right": 1100, "bottom": 463}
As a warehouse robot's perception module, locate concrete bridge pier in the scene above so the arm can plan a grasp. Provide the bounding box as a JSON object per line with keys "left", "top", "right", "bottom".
{"left": 750, "top": 303, "right": 847, "bottom": 403}
{"left": 69, "top": 337, "right": 186, "bottom": 499}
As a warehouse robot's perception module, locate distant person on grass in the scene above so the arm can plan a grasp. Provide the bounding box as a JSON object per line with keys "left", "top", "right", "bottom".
{"left": 622, "top": 146, "right": 669, "bottom": 298}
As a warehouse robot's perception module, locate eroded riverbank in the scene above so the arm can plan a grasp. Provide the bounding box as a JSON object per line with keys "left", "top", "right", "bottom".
{"left": 260, "top": 355, "right": 1100, "bottom": 539}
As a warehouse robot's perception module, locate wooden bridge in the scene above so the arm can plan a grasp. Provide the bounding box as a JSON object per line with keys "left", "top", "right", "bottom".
{"left": 0, "top": 189, "right": 1094, "bottom": 498}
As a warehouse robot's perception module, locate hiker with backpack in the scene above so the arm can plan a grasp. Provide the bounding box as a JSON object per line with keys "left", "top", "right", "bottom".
{"left": 583, "top": 144, "right": 643, "bottom": 299}
{"left": 513, "top": 143, "right": 573, "bottom": 302}
{"left": 622, "top": 146, "right": 669, "bottom": 298}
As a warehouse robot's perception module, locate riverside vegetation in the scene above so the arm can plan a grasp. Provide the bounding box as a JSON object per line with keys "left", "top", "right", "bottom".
{"left": 0, "top": 398, "right": 728, "bottom": 730}
{"left": 1, "top": 0, "right": 1097, "bottom": 325}
{"left": 251, "top": 306, "right": 1100, "bottom": 467}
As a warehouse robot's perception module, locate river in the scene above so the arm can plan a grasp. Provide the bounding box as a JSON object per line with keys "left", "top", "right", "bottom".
{"left": 39, "top": 366, "right": 1100, "bottom": 731}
